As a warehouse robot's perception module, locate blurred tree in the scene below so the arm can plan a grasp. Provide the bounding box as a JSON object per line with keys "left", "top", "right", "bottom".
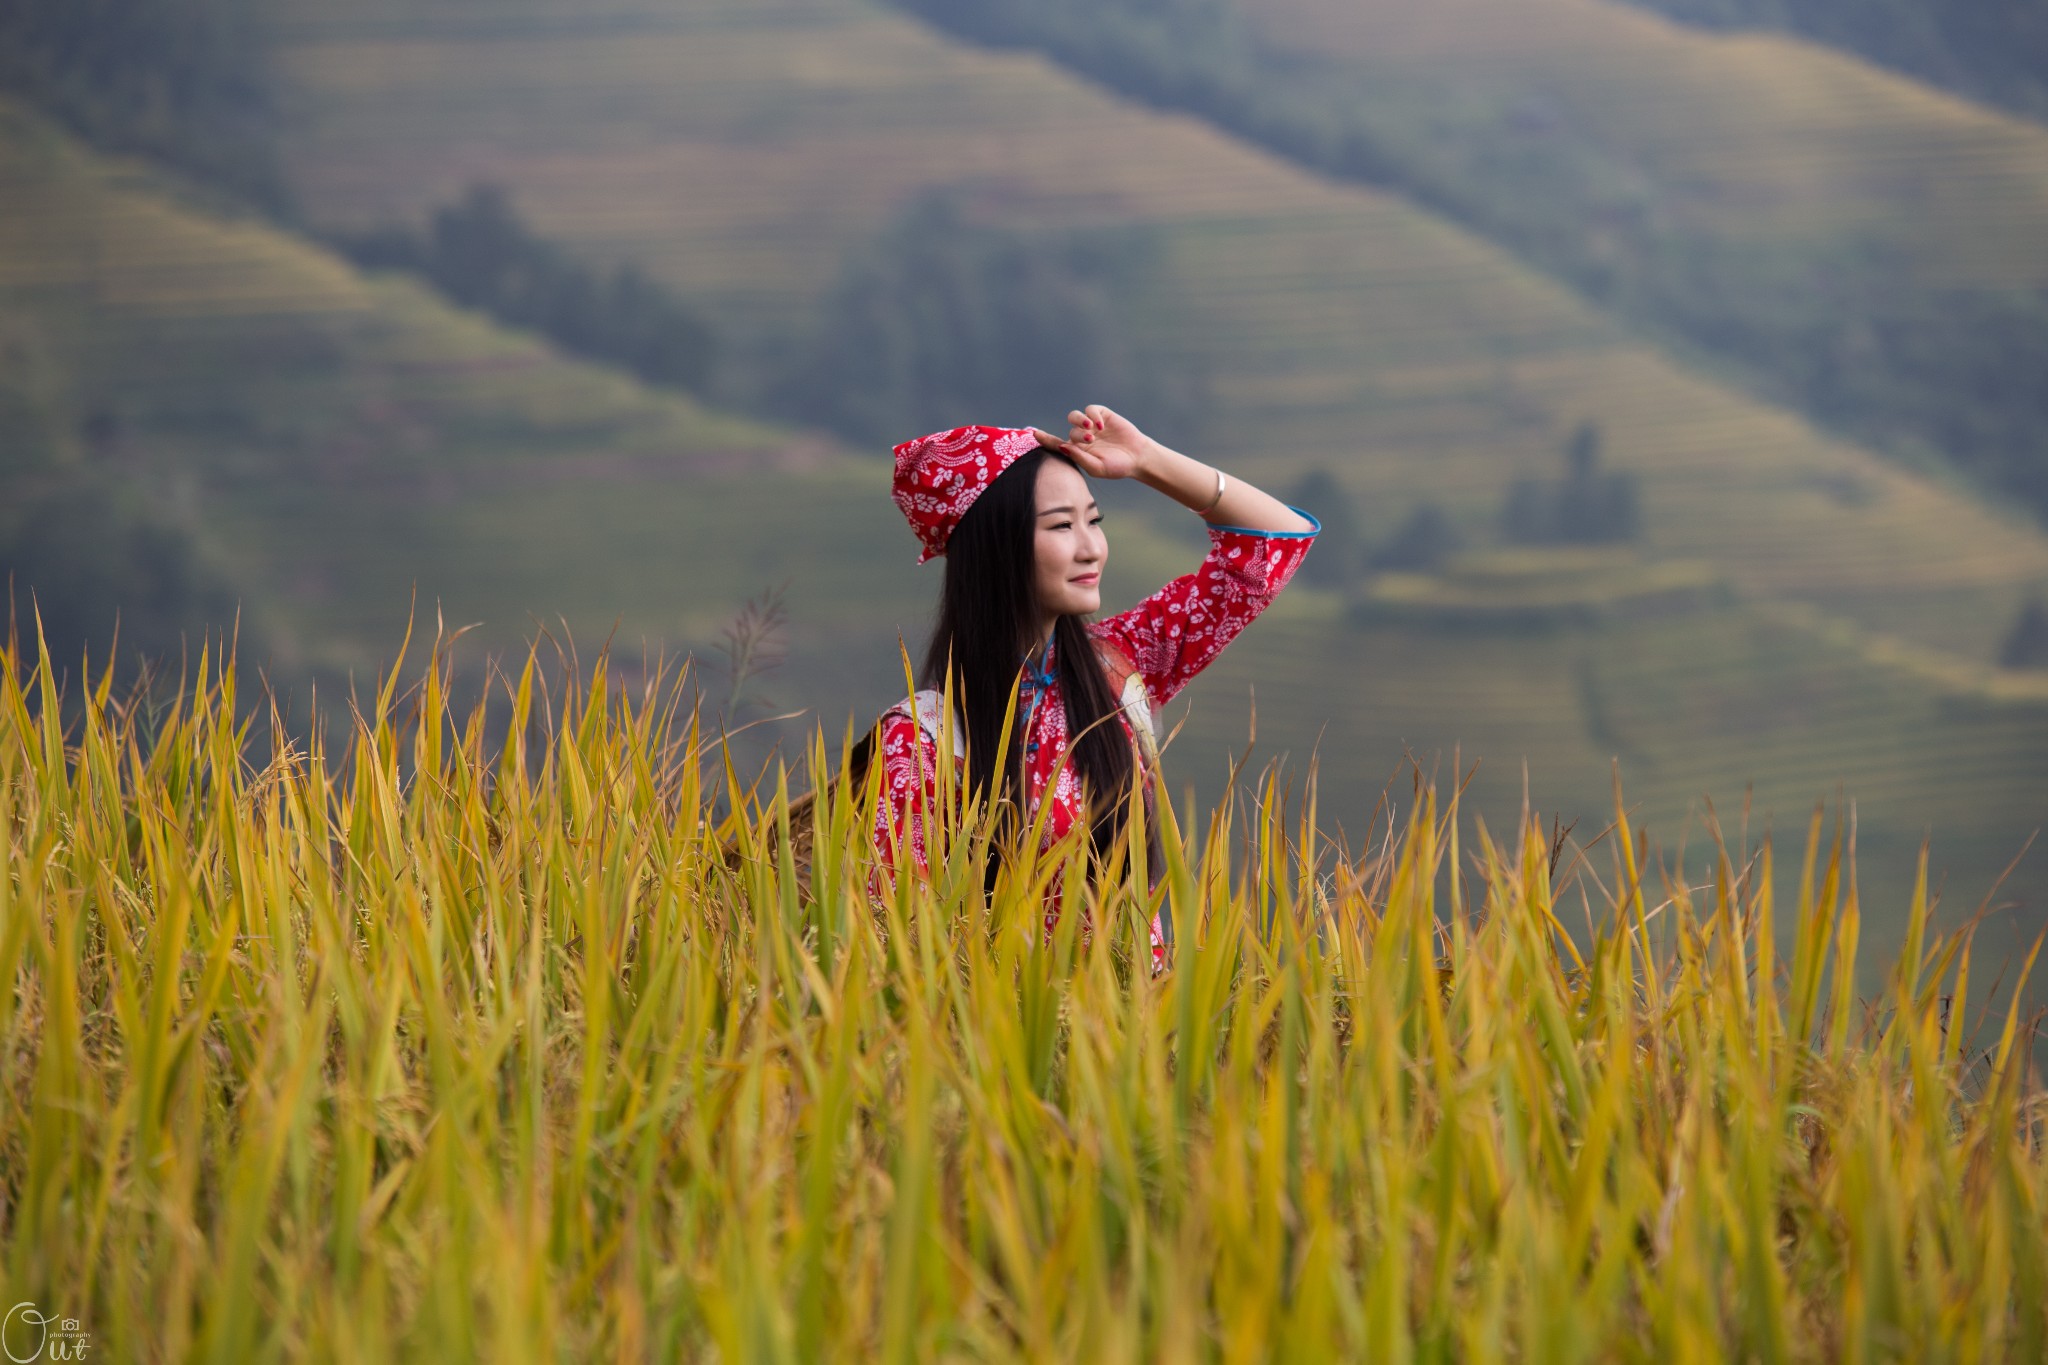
{"left": 1368, "top": 502, "right": 1463, "bottom": 573}
{"left": 781, "top": 190, "right": 1208, "bottom": 448}
{"left": 0, "top": 327, "right": 249, "bottom": 674}
{"left": 1285, "top": 468, "right": 1361, "bottom": 587}
{"left": 0, "top": 462, "right": 247, "bottom": 676}
{"left": 1502, "top": 421, "right": 1641, "bottom": 545}
{"left": 3, "top": 480, "right": 228, "bottom": 668}
{"left": 0, "top": 0, "right": 287, "bottom": 211}
{"left": 1999, "top": 596, "right": 2048, "bottom": 670}
{"left": 336, "top": 184, "right": 718, "bottom": 395}
{"left": 0, "top": 333, "right": 72, "bottom": 482}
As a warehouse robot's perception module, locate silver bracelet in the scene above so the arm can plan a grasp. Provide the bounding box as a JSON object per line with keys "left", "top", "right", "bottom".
{"left": 1195, "top": 468, "right": 1227, "bottom": 516}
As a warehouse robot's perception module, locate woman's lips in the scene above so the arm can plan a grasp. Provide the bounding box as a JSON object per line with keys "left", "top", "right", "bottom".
{"left": 1071, "top": 573, "right": 1100, "bottom": 586}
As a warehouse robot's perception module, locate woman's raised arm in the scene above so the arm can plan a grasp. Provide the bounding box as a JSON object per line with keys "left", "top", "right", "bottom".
{"left": 1035, "top": 405, "right": 1316, "bottom": 534}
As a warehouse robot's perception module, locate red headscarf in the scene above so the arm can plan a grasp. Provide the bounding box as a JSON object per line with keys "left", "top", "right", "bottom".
{"left": 890, "top": 424, "right": 1043, "bottom": 564}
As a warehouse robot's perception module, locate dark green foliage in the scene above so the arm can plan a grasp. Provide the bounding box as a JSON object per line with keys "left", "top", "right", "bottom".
{"left": 1566, "top": 422, "right": 1603, "bottom": 481}
{"left": 779, "top": 190, "right": 1208, "bottom": 449}
{"left": 1285, "top": 468, "right": 1361, "bottom": 587}
{"left": 1621, "top": 1, "right": 2048, "bottom": 125}
{"left": 2, "top": 478, "right": 240, "bottom": 674}
{"left": 1369, "top": 502, "right": 1462, "bottom": 573}
{"left": 0, "top": 453, "right": 246, "bottom": 679}
{"left": 1502, "top": 423, "right": 1641, "bottom": 545}
{"left": 2000, "top": 597, "right": 2048, "bottom": 670}
{"left": 890, "top": 2, "right": 1401, "bottom": 191}
{"left": 889, "top": 1, "right": 2048, "bottom": 524}
{"left": 0, "top": 0, "right": 286, "bottom": 211}
{"left": 0, "top": 326, "right": 253, "bottom": 675}
{"left": 337, "top": 184, "right": 717, "bottom": 395}
{"left": 0, "top": 379, "right": 67, "bottom": 483}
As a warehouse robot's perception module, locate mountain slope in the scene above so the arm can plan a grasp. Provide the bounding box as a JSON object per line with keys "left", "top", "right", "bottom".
{"left": 261, "top": 0, "right": 2048, "bottom": 658}
{"left": 1617, "top": 0, "right": 2048, "bottom": 125}
{"left": 0, "top": 96, "right": 933, "bottom": 686}
{"left": 1237, "top": 0, "right": 2048, "bottom": 289}
{"left": 892, "top": 0, "right": 2048, "bottom": 528}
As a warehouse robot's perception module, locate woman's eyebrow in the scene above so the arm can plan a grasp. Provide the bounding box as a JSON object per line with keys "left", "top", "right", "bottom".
{"left": 1037, "top": 501, "right": 1100, "bottom": 518}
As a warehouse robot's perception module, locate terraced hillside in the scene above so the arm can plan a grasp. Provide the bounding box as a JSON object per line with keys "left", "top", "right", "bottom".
{"left": 1241, "top": 0, "right": 2048, "bottom": 289}
{"left": 891, "top": 0, "right": 2048, "bottom": 528}
{"left": 1616, "top": 0, "right": 2048, "bottom": 125}
{"left": 263, "top": 0, "right": 2048, "bottom": 660}
{"left": 0, "top": 97, "right": 929, "bottom": 685}
{"left": 1222, "top": 0, "right": 2048, "bottom": 523}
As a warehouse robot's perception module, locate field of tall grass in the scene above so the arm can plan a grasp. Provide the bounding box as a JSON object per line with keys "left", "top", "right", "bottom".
{"left": 3, "top": 625, "right": 2044, "bottom": 1362}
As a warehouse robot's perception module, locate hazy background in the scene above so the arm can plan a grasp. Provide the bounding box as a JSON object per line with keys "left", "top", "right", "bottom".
{"left": 5, "top": 0, "right": 2048, "bottom": 992}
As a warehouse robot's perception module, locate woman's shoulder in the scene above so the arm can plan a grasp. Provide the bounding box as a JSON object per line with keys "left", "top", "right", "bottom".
{"left": 880, "top": 689, "right": 954, "bottom": 746}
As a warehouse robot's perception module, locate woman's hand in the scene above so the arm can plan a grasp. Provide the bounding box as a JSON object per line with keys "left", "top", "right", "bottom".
{"left": 1037, "top": 402, "right": 1314, "bottom": 534}
{"left": 1033, "top": 405, "right": 1154, "bottom": 481}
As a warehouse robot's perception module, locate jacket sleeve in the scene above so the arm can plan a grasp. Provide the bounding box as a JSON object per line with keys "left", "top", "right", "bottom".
{"left": 1089, "top": 512, "right": 1319, "bottom": 706}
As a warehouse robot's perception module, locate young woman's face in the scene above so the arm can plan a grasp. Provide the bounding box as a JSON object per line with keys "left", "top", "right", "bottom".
{"left": 1032, "top": 457, "right": 1106, "bottom": 628}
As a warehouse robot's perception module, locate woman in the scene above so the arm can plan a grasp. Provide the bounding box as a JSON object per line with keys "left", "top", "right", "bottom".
{"left": 876, "top": 404, "right": 1319, "bottom": 971}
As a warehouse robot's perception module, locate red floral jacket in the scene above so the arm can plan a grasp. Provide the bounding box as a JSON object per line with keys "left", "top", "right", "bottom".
{"left": 871, "top": 515, "right": 1319, "bottom": 970}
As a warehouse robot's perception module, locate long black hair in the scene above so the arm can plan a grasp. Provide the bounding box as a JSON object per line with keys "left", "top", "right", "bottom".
{"left": 921, "top": 446, "right": 1142, "bottom": 861}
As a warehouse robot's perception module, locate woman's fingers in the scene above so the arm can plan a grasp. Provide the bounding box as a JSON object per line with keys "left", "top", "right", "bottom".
{"left": 1060, "top": 405, "right": 1126, "bottom": 457}
{"left": 1039, "top": 424, "right": 1102, "bottom": 468}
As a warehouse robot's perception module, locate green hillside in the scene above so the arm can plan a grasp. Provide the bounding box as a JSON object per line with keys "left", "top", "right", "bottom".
{"left": 1237, "top": 0, "right": 2048, "bottom": 287}
{"left": 0, "top": 0, "right": 288, "bottom": 210}
{"left": 261, "top": 0, "right": 2048, "bottom": 650}
{"left": 894, "top": 0, "right": 2048, "bottom": 527}
{"left": 0, "top": 97, "right": 924, "bottom": 683}
{"left": 0, "top": 91, "right": 1223, "bottom": 706}
{"left": 1617, "top": 0, "right": 2048, "bottom": 125}
{"left": 1227, "top": 0, "right": 2048, "bottom": 526}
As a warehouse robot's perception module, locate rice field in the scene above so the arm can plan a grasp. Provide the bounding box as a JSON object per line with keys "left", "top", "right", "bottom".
{"left": 3, "top": 629, "right": 2043, "bottom": 1360}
